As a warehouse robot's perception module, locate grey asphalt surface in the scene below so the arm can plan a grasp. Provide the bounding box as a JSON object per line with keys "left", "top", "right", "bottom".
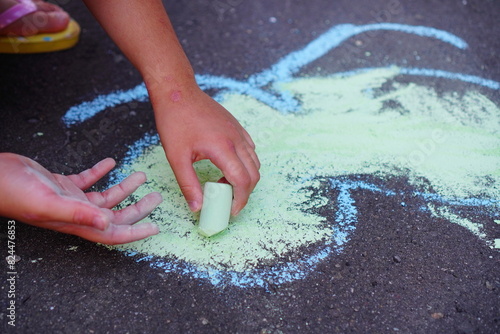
{"left": 1, "top": 0, "right": 499, "bottom": 333}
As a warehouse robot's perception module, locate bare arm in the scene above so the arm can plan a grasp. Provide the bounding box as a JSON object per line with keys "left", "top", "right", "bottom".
{"left": 83, "top": 0, "right": 260, "bottom": 215}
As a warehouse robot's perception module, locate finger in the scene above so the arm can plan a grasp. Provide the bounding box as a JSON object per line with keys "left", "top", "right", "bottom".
{"left": 113, "top": 192, "right": 163, "bottom": 225}
{"left": 246, "top": 145, "right": 261, "bottom": 170}
{"left": 209, "top": 152, "right": 253, "bottom": 216}
{"left": 99, "top": 223, "right": 160, "bottom": 245}
{"left": 67, "top": 158, "right": 116, "bottom": 191}
{"left": 251, "top": 150, "right": 261, "bottom": 170}
{"left": 237, "top": 125, "right": 260, "bottom": 169}
{"left": 168, "top": 155, "right": 203, "bottom": 212}
{"left": 236, "top": 146, "right": 260, "bottom": 183}
{"left": 233, "top": 147, "right": 260, "bottom": 214}
{"left": 43, "top": 221, "right": 160, "bottom": 245}
{"left": 86, "top": 171, "right": 147, "bottom": 208}
{"left": 41, "top": 195, "right": 111, "bottom": 230}
{"left": 240, "top": 127, "right": 256, "bottom": 149}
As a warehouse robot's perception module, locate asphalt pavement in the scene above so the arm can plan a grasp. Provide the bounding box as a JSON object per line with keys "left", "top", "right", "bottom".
{"left": 1, "top": 0, "right": 499, "bottom": 333}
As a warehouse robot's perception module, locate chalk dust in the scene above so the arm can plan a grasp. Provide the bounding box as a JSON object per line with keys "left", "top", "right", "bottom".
{"left": 113, "top": 68, "right": 499, "bottom": 270}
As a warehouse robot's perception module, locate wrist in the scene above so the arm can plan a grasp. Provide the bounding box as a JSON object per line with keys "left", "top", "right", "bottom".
{"left": 146, "top": 72, "right": 202, "bottom": 111}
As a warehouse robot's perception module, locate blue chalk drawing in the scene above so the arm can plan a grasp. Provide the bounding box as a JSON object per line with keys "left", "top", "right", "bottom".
{"left": 62, "top": 23, "right": 498, "bottom": 126}
{"left": 126, "top": 178, "right": 498, "bottom": 289}
{"left": 62, "top": 23, "right": 499, "bottom": 289}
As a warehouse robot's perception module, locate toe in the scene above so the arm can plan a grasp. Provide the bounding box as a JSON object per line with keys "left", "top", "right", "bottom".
{"left": 31, "top": 10, "right": 70, "bottom": 34}
{"left": 33, "top": 0, "right": 66, "bottom": 14}
{"left": 0, "top": 1, "right": 70, "bottom": 36}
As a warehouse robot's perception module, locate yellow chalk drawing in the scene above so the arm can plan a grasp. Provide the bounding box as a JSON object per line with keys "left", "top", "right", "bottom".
{"left": 114, "top": 68, "right": 500, "bottom": 271}
{"left": 428, "top": 204, "right": 485, "bottom": 239}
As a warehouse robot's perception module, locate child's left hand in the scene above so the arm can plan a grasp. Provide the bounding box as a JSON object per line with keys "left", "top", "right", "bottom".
{"left": 0, "top": 153, "right": 162, "bottom": 244}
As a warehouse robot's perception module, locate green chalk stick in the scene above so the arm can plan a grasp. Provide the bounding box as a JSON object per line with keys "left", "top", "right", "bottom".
{"left": 198, "top": 182, "right": 233, "bottom": 237}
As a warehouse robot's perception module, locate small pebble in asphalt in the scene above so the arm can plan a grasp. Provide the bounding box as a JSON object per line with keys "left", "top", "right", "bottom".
{"left": 431, "top": 312, "right": 444, "bottom": 319}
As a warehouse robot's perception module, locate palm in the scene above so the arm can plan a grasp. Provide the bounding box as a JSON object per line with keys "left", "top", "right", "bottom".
{"left": 0, "top": 154, "right": 162, "bottom": 244}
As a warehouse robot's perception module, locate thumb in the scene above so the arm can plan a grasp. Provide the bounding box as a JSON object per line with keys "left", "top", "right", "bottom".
{"left": 168, "top": 155, "right": 203, "bottom": 212}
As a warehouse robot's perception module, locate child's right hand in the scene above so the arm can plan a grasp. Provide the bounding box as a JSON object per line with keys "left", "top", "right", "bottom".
{"left": 152, "top": 86, "right": 261, "bottom": 216}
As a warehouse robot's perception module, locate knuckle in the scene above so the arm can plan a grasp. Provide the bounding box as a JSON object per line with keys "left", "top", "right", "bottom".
{"left": 225, "top": 160, "right": 244, "bottom": 177}
{"left": 238, "top": 173, "right": 253, "bottom": 190}
{"left": 179, "top": 184, "right": 198, "bottom": 197}
{"left": 72, "top": 208, "right": 89, "bottom": 225}
{"left": 253, "top": 170, "right": 261, "bottom": 184}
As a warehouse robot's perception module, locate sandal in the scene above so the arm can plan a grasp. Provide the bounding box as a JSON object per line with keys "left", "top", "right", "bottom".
{"left": 0, "top": 0, "right": 80, "bottom": 53}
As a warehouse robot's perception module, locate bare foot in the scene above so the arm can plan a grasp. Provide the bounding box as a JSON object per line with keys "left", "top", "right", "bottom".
{"left": 0, "top": 0, "right": 69, "bottom": 37}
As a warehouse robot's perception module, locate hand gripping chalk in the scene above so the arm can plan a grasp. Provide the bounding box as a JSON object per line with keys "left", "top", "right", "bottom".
{"left": 198, "top": 182, "right": 233, "bottom": 237}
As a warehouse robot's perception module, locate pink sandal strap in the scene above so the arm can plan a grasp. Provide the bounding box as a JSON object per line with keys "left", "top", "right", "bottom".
{"left": 0, "top": 0, "right": 37, "bottom": 30}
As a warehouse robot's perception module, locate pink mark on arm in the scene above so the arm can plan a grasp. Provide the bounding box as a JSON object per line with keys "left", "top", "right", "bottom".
{"left": 163, "top": 75, "right": 174, "bottom": 82}
{"left": 170, "top": 90, "right": 182, "bottom": 102}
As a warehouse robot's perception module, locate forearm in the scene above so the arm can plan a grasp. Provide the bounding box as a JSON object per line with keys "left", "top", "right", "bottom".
{"left": 82, "top": 0, "right": 197, "bottom": 105}
{"left": 82, "top": 1, "right": 260, "bottom": 214}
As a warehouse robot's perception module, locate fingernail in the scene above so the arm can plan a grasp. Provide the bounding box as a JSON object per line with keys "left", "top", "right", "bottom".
{"left": 188, "top": 201, "right": 200, "bottom": 212}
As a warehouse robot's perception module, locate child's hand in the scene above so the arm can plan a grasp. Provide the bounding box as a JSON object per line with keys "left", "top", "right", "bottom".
{"left": 82, "top": 0, "right": 260, "bottom": 216}
{"left": 0, "top": 153, "right": 162, "bottom": 245}
{"left": 153, "top": 87, "right": 260, "bottom": 216}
